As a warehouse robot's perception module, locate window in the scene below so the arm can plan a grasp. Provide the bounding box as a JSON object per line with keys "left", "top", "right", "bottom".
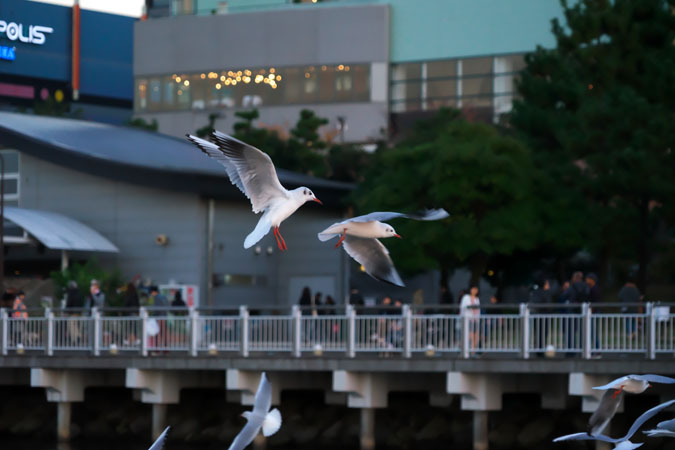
{"left": 1, "top": 150, "right": 20, "bottom": 206}
{"left": 135, "top": 79, "right": 147, "bottom": 111}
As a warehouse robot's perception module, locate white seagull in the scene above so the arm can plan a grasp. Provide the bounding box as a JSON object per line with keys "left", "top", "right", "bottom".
{"left": 588, "top": 388, "right": 624, "bottom": 436}
{"left": 148, "top": 426, "right": 170, "bottom": 450}
{"left": 593, "top": 374, "right": 675, "bottom": 396}
{"left": 228, "top": 372, "right": 282, "bottom": 450}
{"left": 643, "top": 418, "right": 675, "bottom": 437}
{"left": 317, "top": 209, "right": 449, "bottom": 287}
{"left": 553, "top": 399, "right": 675, "bottom": 449}
{"left": 187, "top": 131, "right": 322, "bottom": 251}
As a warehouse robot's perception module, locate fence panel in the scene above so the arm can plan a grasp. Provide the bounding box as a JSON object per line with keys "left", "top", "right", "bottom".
{"left": 354, "top": 315, "right": 403, "bottom": 352}
{"left": 529, "top": 314, "right": 583, "bottom": 353}
{"left": 248, "top": 316, "right": 293, "bottom": 352}
{"left": 100, "top": 316, "right": 142, "bottom": 352}
{"left": 197, "top": 316, "right": 240, "bottom": 352}
{"left": 53, "top": 316, "right": 92, "bottom": 351}
{"left": 472, "top": 315, "right": 521, "bottom": 353}
{"left": 410, "top": 315, "right": 461, "bottom": 353}
{"left": 146, "top": 315, "right": 190, "bottom": 352}
{"left": 300, "top": 315, "right": 347, "bottom": 352}
{"left": 592, "top": 314, "right": 646, "bottom": 353}
{"left": 655, "top": 313, "right": 675, "bottom": 353}
{"left": 7, "top": 317, "right": 45, "bottom": 351}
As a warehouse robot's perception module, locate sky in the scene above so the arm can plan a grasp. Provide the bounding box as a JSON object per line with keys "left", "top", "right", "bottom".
{"left": 29, "top": 0, "right": 145, "bottom": 18}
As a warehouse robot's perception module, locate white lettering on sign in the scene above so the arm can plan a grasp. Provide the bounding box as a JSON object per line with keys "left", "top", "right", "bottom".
{"left": 0, "top": 20, "right": 53, "bottom": 45}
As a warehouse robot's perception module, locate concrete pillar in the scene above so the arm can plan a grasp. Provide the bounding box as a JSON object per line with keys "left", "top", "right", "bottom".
{"left": 253, "top": 433, "right": 267, "bottom": 450}
{"left": 473, "top": 411, "right": 488, "bottom": 450}
{"left": 360, "top": 407, "right": 375, "bottom": 450}
{"left": 152, "top": 404, "right": 168, "bottom": 441}
{"left": 57, "top": 402, "right": 72, "bottom": 442}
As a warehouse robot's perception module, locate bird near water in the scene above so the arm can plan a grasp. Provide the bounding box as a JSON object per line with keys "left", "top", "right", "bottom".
{"left": 318, "top": 209, "right": 449, "bottom": 287}
{"left": 187, "top": 131, "right": 322, "bottom": 251}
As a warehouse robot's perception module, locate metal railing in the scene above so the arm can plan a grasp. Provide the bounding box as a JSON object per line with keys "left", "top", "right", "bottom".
{"left": 0, "top": 303, "right": 672, "bottom": 360}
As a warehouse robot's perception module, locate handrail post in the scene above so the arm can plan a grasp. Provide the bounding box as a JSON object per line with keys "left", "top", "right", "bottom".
{"left": 582, "top": 303, "right": 591, "bottom": 359}
{"left": 292, "top": 305, "right": 301, "bottom": 358}
{"left": 239, "top": 305, "right": 249, "bottom": 357}
{"left": 402, "top": 304, "right": 412, "bottom": 358}
{"left": 520, "top": 303, "right": 530, "bottom": 359}
{"left": 92, "top": 307, "right": 100, "bottom": 356}
{"left": 647, "top": 302, "right": 656, "bottom": 360}
{"left": 346, "top": 304, "right": 355, "bottom": 358}
{"left": 140, "top": 307, "right": 148, "bottom": 357}
{"left": 190, "top": 307, "right": 199, "bottom": 357}
{"left": 461, "top": 311, "right": 470, "bottom": 359}
{"left": 1, "top": 308, "right": 8, "bottom": 355}
{"left": 45, "top": 308, "right": 54, "bottom": 356}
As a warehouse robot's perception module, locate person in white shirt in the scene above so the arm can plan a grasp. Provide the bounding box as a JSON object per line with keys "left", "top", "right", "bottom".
{"left": 460, "top": 286, "right": 481, "bottom": 354}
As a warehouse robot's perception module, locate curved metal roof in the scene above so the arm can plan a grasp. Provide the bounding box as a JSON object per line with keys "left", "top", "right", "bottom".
{"left": 0, "top": 111, "right": 353, "bottom": 191}
{"left": 4, "top": 206, "right": 118, "bottom": 252}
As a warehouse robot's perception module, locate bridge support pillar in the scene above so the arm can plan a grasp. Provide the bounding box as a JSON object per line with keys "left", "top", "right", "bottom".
{"left": 57, "top": 401, "right": 72, "bottom": 442}
{"left": 569, "top": 373, "right": 621, "bottom": 413}
{"left": 473, "top": 410, "right": 489, "bottom": 450}
{"left": 31, "top": 368, "right": 123, "bottom": 442}
{"left": 360, "top": 407, "right": 375, "bottom": 450}
{"left": 152, "top": 404, "right": 168, "bottom": 442}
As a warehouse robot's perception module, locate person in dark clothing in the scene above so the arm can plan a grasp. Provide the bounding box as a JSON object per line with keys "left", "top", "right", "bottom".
{"left": 171, "top": 290, "right": 186, "bottom": 308}
{"left": 299, "top": 286, "right": 312, "bottom": 316}
{"left": 567, "top": 271, "right": 589, "bottom": 302}
{"left": 348, "top": 287, "right": 364, "bottom": 308}
{"left": 124, "top": 283, "right": 140, "bottom": 310}
{"left": 618, "top": 278, "right": 641, "bottom": 337}
{"left": 530, "top": 279, "right": 553, "bottom": 354}
{"left": 439, "top": 286, "right": 454, "bottom": 305}
{"left": 585, "top": 273, "right": 601, "bottom": 302}
{"left": 65, "top": 281, "right": 84, "bottom": 309}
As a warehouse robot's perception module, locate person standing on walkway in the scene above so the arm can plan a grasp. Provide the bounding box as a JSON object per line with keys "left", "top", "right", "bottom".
{"left": 460, "top": 286, "right": 481, "bottom": 355}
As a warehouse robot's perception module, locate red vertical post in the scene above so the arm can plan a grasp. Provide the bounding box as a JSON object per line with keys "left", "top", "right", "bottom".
{"left": 71, "top": 0, "right": 80, "bottom": 101}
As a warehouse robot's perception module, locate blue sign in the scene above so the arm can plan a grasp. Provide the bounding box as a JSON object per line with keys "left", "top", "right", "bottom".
{"left": 0, "top": 45, "right": 16, "bottom": 61}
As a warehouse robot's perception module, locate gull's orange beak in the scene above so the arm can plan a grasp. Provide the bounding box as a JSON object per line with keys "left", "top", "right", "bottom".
{"left": 313, "top": 198, "right": 323, "bottom": 205}
{"left": 394, "top": 234, "right": 402, "bottom": 238}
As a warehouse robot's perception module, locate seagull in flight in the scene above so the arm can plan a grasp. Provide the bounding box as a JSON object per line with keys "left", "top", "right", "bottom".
{"left": 588, "top": 389, "right": 624, "bottom": 436}
{"left": 148, "top": 426, "right": 170, "bottom": 450}
{"left": 228, "top": 372, "right": 282, "bottom": 450}
{"left": 318, "top": 209, "right": 449, "bottom": 287}
{"left": 187, "top": 131, "right": 322, "bottom": 251}
{"left": 553, "top": 399, "right": 675, "bottom": 449}
{"left": 643, "top": 418, "right": 675, "bottom": 437}
{"left": 593, "top": 374, "right": 675, "bottom": 397}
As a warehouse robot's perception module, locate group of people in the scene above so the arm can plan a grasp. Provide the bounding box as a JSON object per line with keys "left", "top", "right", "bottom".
{"left": 0, "top": 289, "right": 28, "bottom": 318}
{"left": 297, "top": 287, "right": 336, "bottom": 315}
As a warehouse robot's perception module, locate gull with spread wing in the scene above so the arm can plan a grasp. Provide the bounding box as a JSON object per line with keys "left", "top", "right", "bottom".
{"left": 228, "top": 372, "right": 282, "bottom": 450}
{"left": 643, "top": 418, "right": 675, "bottom": 437}
{"left": 318, "top": 209, "right": 449, "bottom": 287}
{"left": 187, "top": 131, "right": 322, "bottom": 251}
{"left": 588, "top": 389, "right": 624, "bottom": 436}
{"left": 148, "top": 426, "right": 170, "bottom": 450}
{"left": 593, "top": 374, "right": 675, "bottom": 396}
{"left": 553, "top": 399, "right": 675, "bottom": 449}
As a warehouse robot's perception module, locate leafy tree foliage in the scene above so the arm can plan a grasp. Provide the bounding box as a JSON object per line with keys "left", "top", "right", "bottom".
{"left": 354, "top": 110, "right": 539, "bottom": 285}
{"left": 511, "top": 0, "right": 675, "bottom": 291}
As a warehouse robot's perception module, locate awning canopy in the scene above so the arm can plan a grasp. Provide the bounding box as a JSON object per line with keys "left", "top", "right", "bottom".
{"left": 3, "top": 206, "right": 118, "bottom": 253}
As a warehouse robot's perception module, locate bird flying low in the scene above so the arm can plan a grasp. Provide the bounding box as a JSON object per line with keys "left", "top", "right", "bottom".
{"left": 318, "top": 209, "right": 449, "bottom": 287}
{"left": 593, "top": 374, "right": 675, "bottom": 395}
{"left": 228, "top": 372, "right": 282, "bottom": 450}
{"left": 553, "top": 399, "right": 675, "bottom": 450}
{"left": 643, "top": 418, "right": 675, "bottom": 438}
{"left": 588, "top": 389, "right": 624, "bottom": 436}
{"left": 187, "top": 131, "right": 322, "bottom": 251}
{"left": 148, "top": 426, "right": 170, "bottom": 450}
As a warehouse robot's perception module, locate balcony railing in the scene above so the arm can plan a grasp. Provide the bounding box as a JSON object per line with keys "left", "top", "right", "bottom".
{"left": 0, "top": 303, "right": 671, "bottom": 360}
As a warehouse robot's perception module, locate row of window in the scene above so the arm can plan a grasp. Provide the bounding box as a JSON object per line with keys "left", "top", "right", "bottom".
{"left": 135, "top": 63, "right": 370, "bottom": 112}
{"left": 1, "top": 150, "right": 19, "bottom": 207}
{"left": 389, "top": 54, "right": 525, "bottom": 114}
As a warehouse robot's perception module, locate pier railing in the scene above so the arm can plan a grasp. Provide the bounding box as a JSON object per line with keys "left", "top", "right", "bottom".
{"left": 0, "top": 303, "right": 671, "bottom": 359}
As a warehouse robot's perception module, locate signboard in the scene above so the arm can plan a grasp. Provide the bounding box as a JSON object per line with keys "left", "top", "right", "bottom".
{"left": 158, "top": 284, "right": 200, "bottom": 308}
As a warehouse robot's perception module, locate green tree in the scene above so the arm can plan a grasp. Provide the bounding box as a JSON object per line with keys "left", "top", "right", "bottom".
{"left": 195, "top": 112, "right": 221, "bottom": 138}
{"left": 511, "top": 0, "right": 675, "bottom": 292}
{"left": 354, "top": 111, "right": 539, "bottom": 286}
{"left": 50, "top": 259, "right": 124, "bottom": 307}
{"left": 127, "top": 117, "right": 158, "bottom": 131}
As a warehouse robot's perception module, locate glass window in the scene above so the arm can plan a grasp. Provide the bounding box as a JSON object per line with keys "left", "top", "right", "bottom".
{"left": 462, "top": 57, "right": 492, "bottom": 76}
{"left": 352, "top": 65, "right": 369, "bottom": 102}
{"left": 390, "top": 81, "right": 422, "bottom": 102}
{"left": 319, "top": 65, "right": 335, "bottom": 102}
{"left": 391, "top": 62, "right": 422, "bottom": 81}
{"left": 148, "top": 78, "right": 161, "bottom": 110}
{"left": 494, "top": 54, "right": 525, "bottom": 74}
{"left": 163, "top": 76, "right": 176, "bottom": 109}
{"left": 2, "top": 178, "right": 17, "bottom": 195}
{"left": 135, "top": 79, "right": 147, "bottom": 110}
{"left": 283, "top": 67, "right": 301, "bottom": 104}
{"left": 300, "top": 66, "right": 318, "bottom": 103}
{"left": 463, "top": 76, "right": 493, "bottom": 97}
{"left": 427, "top": 60, "right": 457, "bottom": 79}
{"left": 335, "top": 65, "right": 353, "bottom": 102}
{"left": 175, "top": 74, "right": 190, "bottom": 109}
{"left": 427, "top": 79, "right": 457, "bottom": 100}
{"left": 1, "top": 151, "right": 19, "bottom": 173}
{"left": 189, "top": 74, "right": 206, "bottom": 110}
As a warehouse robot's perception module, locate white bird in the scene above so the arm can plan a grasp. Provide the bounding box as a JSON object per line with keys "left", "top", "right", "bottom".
{"left": 643, "top": 418, "right": 675, "bottom": 437}
{"left": 228, "top": 372, "right": 282, "bottom": 450}
{"left": 148, "top": 426, "right": 170, "bottom": 450}
{"left": 187, "top": 131, "right": 322, "bottom": 251}
{"left": 588, "top": 388, "right": 624, "bottom": 436}
{"left": 553, "top": 399, "right": 675, "bottom": 449}
{"left": 593, "top": 374, "right": 675, "bottom": 395}
{"left": 317, "top": 209, "right": 449, "bottom": 287}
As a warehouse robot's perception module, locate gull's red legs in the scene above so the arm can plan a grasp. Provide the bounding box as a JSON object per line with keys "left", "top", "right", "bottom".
{"left": 334, "top": 229, "right": 347, "bottom": 249}
{"left": 611, "top": 385, "right": 625, "bottom": 399}
{"left": 277, "top": 227, "right": 287, "bottom": 251}
{"left": 273, "top": 227, "right": 284, "bottom": 251}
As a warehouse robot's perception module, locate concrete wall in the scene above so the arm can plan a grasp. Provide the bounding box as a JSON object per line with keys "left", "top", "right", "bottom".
{"left": 134, "top": 4, "right": 389, "bottom": 75}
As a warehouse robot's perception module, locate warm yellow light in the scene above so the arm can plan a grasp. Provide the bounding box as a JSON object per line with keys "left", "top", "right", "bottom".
{"left": 175, "top": 77, "right": 182, "bottom": 83}
{"left": 255, "top": 74, "right": 264, "bottom": 83}
{"left": 244, "top": 76, "right": 251, "bottom": 83}
{"left": 200, "top": 73, "right": 206, "bottom": 79}
{"left": 237, "top": 70, "right": 242, "bottom": 76}
{"left": 312, "top": 0, "right": 317, "bottom": 3}
{"left": 269, "top": 68, "right": 275, "bottom": 74}
{"left": 338, "top": 64, "right": 344, "bottom": 70}
{"left": 216, "top": 83, "right": 222, "bottom": 89}
{"left": 225, "top": 79, "right": 231, "bottom": 85}
{"left": 220, "top": 75, "right": 226, "bottom": 81}
{"left": 228, "top": 71, "right": 235, "bottom": 76}
{"left": 231, "top": 80, "right": 237, "bottom": 85}
{"left": 172, "top": 74, "right": 177, "bottom": 79}
{"left": 271, "top": 83, "right": 277, "bottom": 89}
{"left": 345, "top": 65, "right": 350, "bottom": 71}
{"left": 209, "top": 72, "right": 218, "bottom": 78}
{"left": 321, "top": 65, "right": 327, "bottom": 71}
{"left": 360, "top": 265, "right": 366, "bottom": 272}
{"left": 268, "top": 74, "right": 274, "bottom": 79}
{"left": 236, "top": 76, "right": 241, "bottom": 81}
{"left": 177, "top": 90, "right": 183, "bottom": 95}
{"left": 305, "top": 72, "right": 310, "bottom": 78}
{"left": 184, "top": 80, "right": 190, "bottom": 86}
{"left": 244, "top": 69, "right": 251, "bottom": 76}
{"left": 263, "top": 78, "right": 269, "bottom": 84}
{"left": 276, "top": 75, "right": 281, "bottom": 81}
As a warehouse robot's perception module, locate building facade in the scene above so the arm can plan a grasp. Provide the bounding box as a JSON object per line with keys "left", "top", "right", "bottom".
{"left": 134, "top": 0, "right": 564, "bottom": 141}
{"left": 0, "top": 0, "right": 134, "bottom": 124}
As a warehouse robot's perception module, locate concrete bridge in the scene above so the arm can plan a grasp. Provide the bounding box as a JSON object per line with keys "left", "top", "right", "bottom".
{"left": 1, "top": 303, "right": 674, "bottom": 450}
